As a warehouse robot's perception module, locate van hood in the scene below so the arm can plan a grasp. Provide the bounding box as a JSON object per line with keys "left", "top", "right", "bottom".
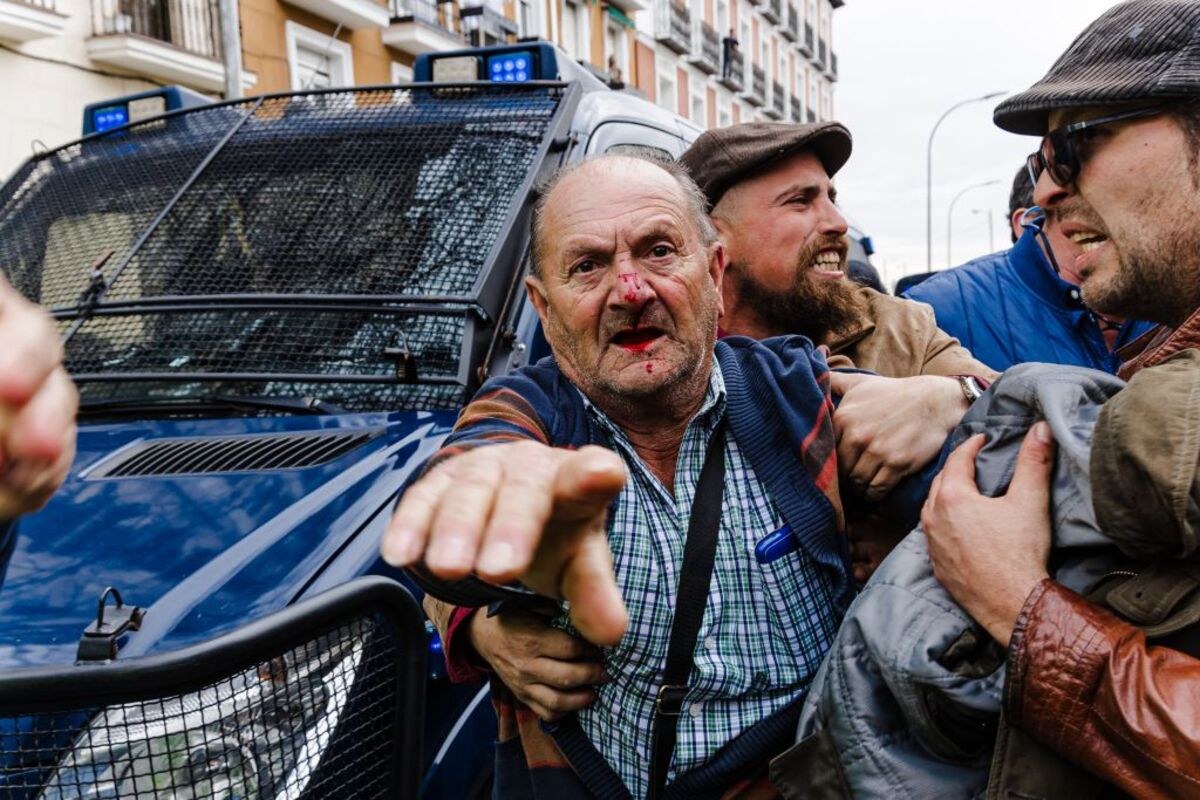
{"left": 0, "top": 410, "right": 455, "bottom": 670}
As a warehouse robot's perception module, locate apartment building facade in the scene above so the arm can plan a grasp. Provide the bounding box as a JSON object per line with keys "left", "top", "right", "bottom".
{"left": 0, "top": 0, "right": 837, "bottom": 178}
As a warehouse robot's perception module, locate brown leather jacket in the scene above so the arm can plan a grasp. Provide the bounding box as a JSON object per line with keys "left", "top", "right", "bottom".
{"left": 1006, "top": 306, "right": 1200, "bottom": 798}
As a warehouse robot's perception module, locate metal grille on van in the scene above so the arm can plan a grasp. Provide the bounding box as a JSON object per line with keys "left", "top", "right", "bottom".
{"left": 90, "top": 430, "right": 378, "bottom": 478}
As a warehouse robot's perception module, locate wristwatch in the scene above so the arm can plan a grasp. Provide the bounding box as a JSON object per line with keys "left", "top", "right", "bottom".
{"left": 956, "top": 375, "right": 985, "bottom": 405}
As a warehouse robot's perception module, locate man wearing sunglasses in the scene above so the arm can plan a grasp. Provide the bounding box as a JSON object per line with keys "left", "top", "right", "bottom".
{"left": 922, "top": 1, "right": 1200, "bottom": 796}
{"left": 904, "top": 163, "right": 1154, "bottom": 373}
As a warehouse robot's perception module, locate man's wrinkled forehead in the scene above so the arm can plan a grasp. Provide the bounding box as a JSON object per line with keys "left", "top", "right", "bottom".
{"left": 544, "top": 161, "right": 692, "bottom": 240}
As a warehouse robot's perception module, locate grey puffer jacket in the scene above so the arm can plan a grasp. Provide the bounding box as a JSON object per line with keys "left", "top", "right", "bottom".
{"left": 792, "top": 363, "right": 1129, "bottom": 799}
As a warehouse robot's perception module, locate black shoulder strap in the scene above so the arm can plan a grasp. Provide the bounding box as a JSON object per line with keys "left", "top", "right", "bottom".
{"left": 648, "top": 418, "right": 727, "bottom": 800}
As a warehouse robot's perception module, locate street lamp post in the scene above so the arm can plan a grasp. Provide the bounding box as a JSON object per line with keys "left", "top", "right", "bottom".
{"left": 926, "top": 91, "right": 1005, "bottom": 270}
{"left": 971, "top": 207, "right": 996, "bottom": 252}
{"left": 946, "top": 179, "right": 999, "bottom": 266}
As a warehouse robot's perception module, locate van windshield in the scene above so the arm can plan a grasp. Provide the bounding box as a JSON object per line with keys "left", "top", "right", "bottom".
{"left": 0, "top": 85, "right": 565, "bottom": 413}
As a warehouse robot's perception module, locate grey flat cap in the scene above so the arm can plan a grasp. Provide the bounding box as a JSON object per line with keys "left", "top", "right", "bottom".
{"left": 995, "top": 0, "right": 1200, "bottom": 135}
{"left": 679, "top": 121, "right": 852, "bottom": 210}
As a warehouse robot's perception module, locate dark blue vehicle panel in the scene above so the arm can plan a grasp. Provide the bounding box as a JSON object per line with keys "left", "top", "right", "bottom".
{"left": 0, "top": 411, "right": 455, "bottom": 668}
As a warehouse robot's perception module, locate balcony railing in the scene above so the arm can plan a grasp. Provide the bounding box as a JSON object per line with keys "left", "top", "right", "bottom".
{"left": 390, "top": 0, "right": 448, "bottom": 28}
{"left": 385, "top": 0, "right": 466, "bottom": 53}
{"left": 17, "top": 0, "right": 57, "bottom": 9}
{"left": 806, "top": 107, "right": 816, "bottom": 123}
{"left": 654, "top": 0, "right": 690, "bottom": 54}
{"left": 688, "top": 17, "right": 720, "bottom": 74}
{"left": 829, "top": 49, "right": 838, "bottom": 80}
{"left": 766, "top": 79, "right": 785, "bottom": 118}
{"left": 817, "top": 36, "right": 827, "bottom": 68}
{"left": 799, "top": 20, "right": 812, "bottom": 56}
{"left": 719, "top": 46, "right": 743, "bottom": 91}
{"left": 789, "top": 95, "right": 800, "bottom": 122}
{"left": 780, "top": 2, "right": 798, "bottom": 40}
{"left": 461, "top": 2, "right": 516, "bottom": 46}
{"left": 762, "top": 0, "right": 779, "bottom": 24}
{"left": 742, "top": 62, "right": 766, "bottom": 106}
{"left": 92, "top": 0, "right": 221, "bottom": 59}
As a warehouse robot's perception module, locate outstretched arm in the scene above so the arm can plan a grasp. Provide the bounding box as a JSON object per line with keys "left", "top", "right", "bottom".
{"left": 383, "top": 441, "right": 629, "bottom": 647}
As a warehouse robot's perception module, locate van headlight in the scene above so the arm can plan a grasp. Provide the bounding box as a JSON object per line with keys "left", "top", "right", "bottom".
{"left": 39, "top": 629, "right": 365, "bottom": 800}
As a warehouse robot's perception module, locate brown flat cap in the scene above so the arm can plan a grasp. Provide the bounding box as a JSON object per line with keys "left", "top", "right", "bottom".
{"left": 995, "top": 0, "right": 1200, "bottom": 135}
{"left": 679, "top": 121, "right": 853, "bottom": 210}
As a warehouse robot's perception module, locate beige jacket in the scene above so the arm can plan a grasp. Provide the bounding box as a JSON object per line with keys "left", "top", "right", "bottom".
{"left": 823, "top": 287, "right": 999, "bottom": 381}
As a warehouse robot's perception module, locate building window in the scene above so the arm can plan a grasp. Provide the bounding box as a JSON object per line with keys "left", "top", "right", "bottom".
{"left": 604, "top": 17, "right": 628, "bottom": 83}
{"left": 391, "top": 62, "right": 414, "bottom": 84}
{"left": 560, "top": 0, "right": 590, "bottom": 61}
{"left": 691, "top": 92, "right": 704, "bottom": 125}
{"left": 718, "top": 97, "right": 731, "bottom": 127}
{"left": 717, "top": 0, "right": 729, "bottom": 40}
{"left": 518, "top": 0, "right": 539, "bottom": 38}
{"left": 286, "top": 22, "right": 354, "bottom": 91}
{"left": 658, "top": 73, "right": 676, "bottom": 114}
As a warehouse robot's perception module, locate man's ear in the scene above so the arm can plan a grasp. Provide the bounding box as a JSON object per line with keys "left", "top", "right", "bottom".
{"left": 525, "top": 275, "right": 550, "bottom": 324}
{"left": 1010, "top": 207, "right": 1027, "bottom": 243}
{"left": 710, "top": 212, "right": 732, "bottom": 242}
{"left": 708, "top": 241, "right": 727, "bottom": 319}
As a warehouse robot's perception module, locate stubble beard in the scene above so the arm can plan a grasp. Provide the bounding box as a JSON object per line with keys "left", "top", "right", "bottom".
{"left": 1070, "top": 198, "right": 1200, "bottom": 328}
{"left": 728, "top": 238, "right": 866, "bottom": 343}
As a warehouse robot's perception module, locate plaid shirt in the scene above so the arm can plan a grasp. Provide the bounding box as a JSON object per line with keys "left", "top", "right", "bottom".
{"left": 572, "top": 361, "right": 839, "bottom": 799}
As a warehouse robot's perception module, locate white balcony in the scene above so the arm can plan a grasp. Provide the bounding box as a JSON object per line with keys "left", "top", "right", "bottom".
{"left": 383, "top": 0, "right": 464, "bottom": 54}
{"left": 283, "top": 0, "right": 387, "bottom": 31}
{"left": 0, "top": 0, "right": 66, "bottom": 42}
{"left": 87, "top": 34, "right": 254, "bottom": 93}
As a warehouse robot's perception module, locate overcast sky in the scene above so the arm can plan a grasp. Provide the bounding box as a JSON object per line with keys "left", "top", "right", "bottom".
{"left": 833, "top": 0, "right": 1120, "bottom": 289}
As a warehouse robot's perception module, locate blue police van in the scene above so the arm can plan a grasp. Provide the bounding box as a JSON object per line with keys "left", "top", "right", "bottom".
{"left": 0, "top": 42, "right": 703, "bottom": 799}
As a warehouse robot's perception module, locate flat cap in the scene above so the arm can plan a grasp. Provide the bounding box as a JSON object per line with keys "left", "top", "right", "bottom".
{"left": 994, "top": 0, "right": 1200, "bottom": 135}
{"left": 680, "top": 121, "right": 852, "bottom": 209}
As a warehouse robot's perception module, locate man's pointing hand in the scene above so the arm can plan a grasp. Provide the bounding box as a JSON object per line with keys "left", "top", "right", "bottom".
{"left": 382, "top": 441, "right": 629, "bottom": 647}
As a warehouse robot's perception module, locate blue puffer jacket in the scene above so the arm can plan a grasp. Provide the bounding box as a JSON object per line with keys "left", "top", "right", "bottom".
{"left": 903, "top": 229, "right": 1154, "bottom": 373}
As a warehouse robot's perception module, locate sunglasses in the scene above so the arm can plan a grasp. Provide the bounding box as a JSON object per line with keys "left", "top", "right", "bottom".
{"left": 1025, "top": 104, "right": 1168, "bottom": 187}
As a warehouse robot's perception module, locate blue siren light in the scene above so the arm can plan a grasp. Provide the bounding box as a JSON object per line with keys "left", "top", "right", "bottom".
{"left": 91, "top": 105, "right": 130, "bottom": 134}
{"left": 486, "top": 50, "right": 536, "bottom": 83}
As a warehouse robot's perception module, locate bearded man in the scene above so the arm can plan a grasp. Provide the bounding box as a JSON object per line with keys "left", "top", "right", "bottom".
{"left": 686, "top": 121, "right": 989, "bottom": 380}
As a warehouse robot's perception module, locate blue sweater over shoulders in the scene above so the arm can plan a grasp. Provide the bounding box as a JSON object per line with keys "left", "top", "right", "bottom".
{"left": 904, "top": 229, "right": 1154, "bottom": 373}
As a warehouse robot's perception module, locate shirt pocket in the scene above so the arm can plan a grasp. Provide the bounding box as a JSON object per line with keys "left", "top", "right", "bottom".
{"left": 754, "top": 539, "right": 834, "bottom": 682}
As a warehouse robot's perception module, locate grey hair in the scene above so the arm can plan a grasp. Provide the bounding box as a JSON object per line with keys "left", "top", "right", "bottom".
{"left": 528, "top": 153, "right": 719, "bottom": 278}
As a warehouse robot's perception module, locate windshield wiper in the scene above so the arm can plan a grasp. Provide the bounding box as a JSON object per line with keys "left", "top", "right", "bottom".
{"left": 79, "top": 394, "right": 347, "bottom": 418}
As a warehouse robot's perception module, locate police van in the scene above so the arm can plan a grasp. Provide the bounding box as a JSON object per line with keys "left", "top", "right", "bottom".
{"left": 0, "top": 43, "right": 703, "bottom": 799}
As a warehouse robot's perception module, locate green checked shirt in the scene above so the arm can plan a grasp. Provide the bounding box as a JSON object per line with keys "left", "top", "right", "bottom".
{"left": 569, "top": 361, "right": 840, "bottom": 798}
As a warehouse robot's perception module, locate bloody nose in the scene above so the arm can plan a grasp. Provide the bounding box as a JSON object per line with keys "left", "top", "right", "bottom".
{"left": 616, "top": 271, "right": 651, "bottom": 305}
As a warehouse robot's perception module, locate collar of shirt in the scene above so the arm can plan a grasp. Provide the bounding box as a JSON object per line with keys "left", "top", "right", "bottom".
{"left": 577, "top": 359, "right": 727, "bottom": 498}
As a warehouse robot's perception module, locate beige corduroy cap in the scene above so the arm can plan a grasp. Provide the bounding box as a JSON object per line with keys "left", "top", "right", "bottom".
{"left": 679, "top": 120, "right": 852, "bottom": 210}
{"left": 994, "top": 0, "right": 1200, "bottom": 135}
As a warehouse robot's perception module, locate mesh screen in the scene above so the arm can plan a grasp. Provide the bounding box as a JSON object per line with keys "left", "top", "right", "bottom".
{"left": 0, "top": 86, "right": 563, "bottom": 413}
{"left": 0, "top": 614, "right": 402, "bottom": 799}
